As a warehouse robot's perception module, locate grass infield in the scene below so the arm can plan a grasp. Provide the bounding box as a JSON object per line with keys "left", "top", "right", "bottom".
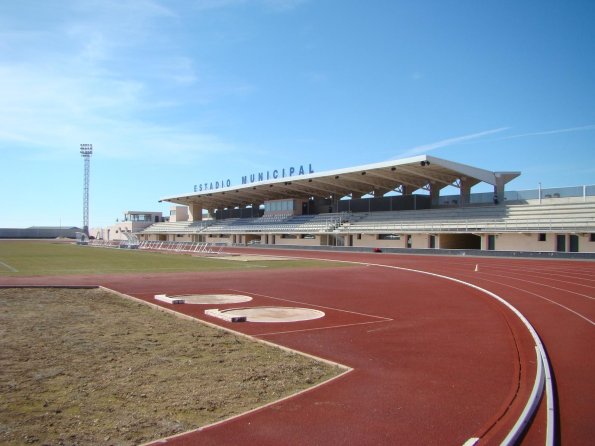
{"left": 0, "top": 240, "right": 349, "bottom": 444}
{"left": 0, "top": 288, "right": 343, "bottom": 445}
{"left": 0, "top": 240, "right": 347, "bottom": 276}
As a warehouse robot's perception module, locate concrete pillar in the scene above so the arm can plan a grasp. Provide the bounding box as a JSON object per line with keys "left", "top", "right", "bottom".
{"left": 329, "top": 194, "right": 340, "bottom": 213}
{"left": 494, "top": 174, "right": 505, "bottom": 205}
{"left": 401, "top": 185, "right": 409, "bottom": 196}
{"left": 459, "top": 177, "right": 472, "bottom": 207}
{"left": 188, "top": 203, "right": 203, "bottom": 221}
{"left": 430, "top": 183, "right": 442, "bottom": 207}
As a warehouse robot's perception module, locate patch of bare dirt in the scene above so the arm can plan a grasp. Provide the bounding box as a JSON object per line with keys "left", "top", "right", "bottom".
{"left": 0, "top": 288, "right": 342, "bottom": 445}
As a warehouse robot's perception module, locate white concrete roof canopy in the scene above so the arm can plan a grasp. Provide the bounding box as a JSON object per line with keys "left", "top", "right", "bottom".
{"left": 159, "top": 155, "right": 520, "bottom": 210}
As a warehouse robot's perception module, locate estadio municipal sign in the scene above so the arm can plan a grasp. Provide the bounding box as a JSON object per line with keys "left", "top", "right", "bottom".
{"left": 194, "top": 163, "right": 314, "bottom": 192}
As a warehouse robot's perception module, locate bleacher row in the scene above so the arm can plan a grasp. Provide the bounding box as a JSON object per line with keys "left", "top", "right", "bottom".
{"left": 143, "top": 220, "right": 213, "bottom": 234}
{"left": 342, "top": 202, "right": 595, "bottom": 233}
{"left": 142, "top": 202, "right": 595, "bottom": 235}
{"left": 143, "top": 213, "right": 347, "bottom": 235}
{"left": 206, "top": 214, "right": 345, "bottom": 233}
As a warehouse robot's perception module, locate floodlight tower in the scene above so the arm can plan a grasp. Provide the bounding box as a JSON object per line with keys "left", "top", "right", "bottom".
{"left": 80, "top": 144, "right": 93, "bottom": 236}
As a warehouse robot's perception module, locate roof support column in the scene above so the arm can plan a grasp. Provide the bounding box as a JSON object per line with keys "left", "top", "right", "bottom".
{"left": 251, "top": 203, "right": 262, "bottom": 217}
{"left": 494, "top": 174, "right": 505, "bottom": 205}
{"left": 188, "top": 203, "right": 203, "bottom": 221}
{"left": 459, "top": 177, "right": 472, "bottom": 207}
{"left": 430, "top": 183, "right": 443, "bottom": 207}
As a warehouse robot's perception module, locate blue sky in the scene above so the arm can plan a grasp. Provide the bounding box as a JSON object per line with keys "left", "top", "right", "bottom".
{"left": 1, "top": 0, "right": 594, "bottom": 227}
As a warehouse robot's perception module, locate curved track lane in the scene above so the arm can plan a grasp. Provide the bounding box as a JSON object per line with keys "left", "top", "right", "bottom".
{"left": 2, "top": 249, "right": 593, "bottom": 445}
{"left": 223, "top": 248, "right": 594, "bottom": 445}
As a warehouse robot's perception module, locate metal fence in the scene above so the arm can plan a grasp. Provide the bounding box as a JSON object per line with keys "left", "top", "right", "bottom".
{"left": 439, "top": 184, "right": 594, "bottom": 205}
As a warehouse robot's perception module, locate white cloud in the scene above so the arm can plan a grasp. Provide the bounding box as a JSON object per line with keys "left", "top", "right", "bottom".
{"left": 0, "top": 1, "right": 234, "bottom": 163}
{"left": 192, "top": 0, "right": 308, "bottom": 12}
{"left": 394, "top": 127, "right": 510, "bottom": 158}
{"left": 487, "top": 124, "right": 595, "bottom": 142}
{"left": 0, "top": 63, "right": 230, "bottom": 161}
{"left": 193, "top": 0, "right": 248, "bottom": 11}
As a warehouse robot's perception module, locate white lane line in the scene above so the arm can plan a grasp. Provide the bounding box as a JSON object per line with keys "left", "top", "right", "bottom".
{"left": 475, "top": 264, "right": 595, "bottom": 282}
{"left": 292, "top": 255, "right": 555, "bottom": 445}
{"left": 478, "top": 268, "right": 595, "bottom": 291}
{"left": 255, "top": 319, "right": 392, "bottom": 337}
{"left": 362, "top": 262, "right": 555, "bottom": 446}
{"left": 502, "top": 267, "right": 595, "bottom": 282}
{"left": 228, "top": 288, "right": 393, "bottom": 321}
{"left": 461, "top": 270, "right": 595, "bottom": 301}
{"left": 0, "top": 260, "right": 18, "bottom": 272}
{"left": 454, "top": 272, "right": 595, "bottom": 326}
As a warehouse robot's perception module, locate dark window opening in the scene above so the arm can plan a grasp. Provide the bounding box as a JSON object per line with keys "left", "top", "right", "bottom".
{"left": 487, "top": 235, "right": 496, "bottom": 250}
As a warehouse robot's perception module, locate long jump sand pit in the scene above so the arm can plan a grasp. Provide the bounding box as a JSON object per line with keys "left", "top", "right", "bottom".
{"left": 0, "top": 288, "right": 342, "bottom": 445}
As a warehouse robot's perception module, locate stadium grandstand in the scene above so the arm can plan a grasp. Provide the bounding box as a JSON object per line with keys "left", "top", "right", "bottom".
{"left": 136, "top": 155, "right": 595, "bottom": 254}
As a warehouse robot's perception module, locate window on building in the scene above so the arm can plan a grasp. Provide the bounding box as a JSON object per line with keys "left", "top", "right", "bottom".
{"left": 538, "top": 233, "right": 547, "bottom": 242}
{"left": 590, "top": 233, "right": 595, "bottom": 242}
{"left": 264, "top": 199, "right": 294, "bottom": 213}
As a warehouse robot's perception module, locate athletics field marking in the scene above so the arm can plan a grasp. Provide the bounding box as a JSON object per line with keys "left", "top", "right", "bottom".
{"left": 0, "top": 260, "right": 18, "bottom": 272}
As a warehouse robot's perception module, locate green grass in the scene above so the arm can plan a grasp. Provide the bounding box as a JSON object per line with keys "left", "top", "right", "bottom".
{"left": 0, "top": 240, "right": 344, "bottom": 277}
{"left": 0, "top": 240, "right": 346, "bottom": 276}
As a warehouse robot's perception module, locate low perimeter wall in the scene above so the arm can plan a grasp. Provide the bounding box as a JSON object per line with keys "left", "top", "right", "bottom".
{"left": 234, "top": 243, "right": 595, "bottom": 260}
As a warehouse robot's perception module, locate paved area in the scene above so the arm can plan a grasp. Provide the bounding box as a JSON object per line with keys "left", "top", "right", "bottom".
{"left": 2, "top": 249, "right": 593, "bottom": 445}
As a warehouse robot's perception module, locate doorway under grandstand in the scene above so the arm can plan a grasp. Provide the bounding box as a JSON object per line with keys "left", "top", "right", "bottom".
{"left": 438, "top": 233, "right": 481, "bottom": 250}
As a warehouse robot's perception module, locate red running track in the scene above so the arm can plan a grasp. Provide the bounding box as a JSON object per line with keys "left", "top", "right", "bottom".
{"left": 2, "top": 249, "right": 593, "bottom": 445}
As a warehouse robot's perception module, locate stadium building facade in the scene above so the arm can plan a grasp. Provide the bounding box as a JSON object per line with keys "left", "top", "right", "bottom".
{"left": 139, "top": 155, "right": 595, "bottom": 254}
